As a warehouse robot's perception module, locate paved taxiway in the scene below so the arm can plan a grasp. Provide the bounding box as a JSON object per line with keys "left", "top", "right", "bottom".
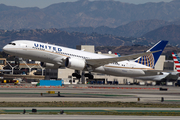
{"left": 0, "top": 85, "right": 179, "bottom": 103}
{"left": 0, "top": 115, "right": 179, "bottom": 120}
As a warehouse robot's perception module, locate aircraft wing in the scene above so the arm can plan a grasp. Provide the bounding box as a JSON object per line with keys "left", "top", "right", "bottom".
{"left": 86, "top": 50, "right": 159, "bottom": 67}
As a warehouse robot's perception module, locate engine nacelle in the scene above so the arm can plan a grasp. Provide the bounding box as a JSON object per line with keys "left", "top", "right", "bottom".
{"left": 40, "top": 62, "right": 59, "bottom": 69}
{"left": 65, "top": 57, "right": 86, "bottom": 70}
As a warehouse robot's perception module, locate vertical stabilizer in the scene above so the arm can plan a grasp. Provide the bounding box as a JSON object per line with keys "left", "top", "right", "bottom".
{"left": 134, "top": 40, "right": 168, "bottom": 68}
{"left": 172, "top": 52, "right": 180, "bottom": 72}
{"left": 115, "top": 53, "right": 121, "bottom": 57}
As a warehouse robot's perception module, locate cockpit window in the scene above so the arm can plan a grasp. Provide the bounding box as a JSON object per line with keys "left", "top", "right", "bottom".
{"left": 8, "top": 43, "right": 16, "bottom": 45}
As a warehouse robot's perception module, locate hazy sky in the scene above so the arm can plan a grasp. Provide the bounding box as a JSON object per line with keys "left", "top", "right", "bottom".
{"left": 0, "top": 0, "right": 173, "bottom": 8}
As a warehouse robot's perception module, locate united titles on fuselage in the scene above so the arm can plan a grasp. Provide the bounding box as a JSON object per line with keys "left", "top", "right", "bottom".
{"left": 33, "top": 43, "right": 62, "bottom": 52}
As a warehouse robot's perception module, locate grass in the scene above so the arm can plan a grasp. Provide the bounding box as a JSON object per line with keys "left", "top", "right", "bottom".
{"left": 1, "top": 101, "right": 180, "bottom": 115}
{"left": 1, "top": 111, "right": 180, "bottom": 116}
{"left": 0, "top": 101, "right": 180, "bottom": 107}
{"left": 66, "top": 111, "right": 180, "bottom": 116}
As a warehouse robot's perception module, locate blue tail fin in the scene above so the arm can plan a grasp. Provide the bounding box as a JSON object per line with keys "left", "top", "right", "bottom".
{"left": 134, "top": 40, "right": 168, "bottom": 68}
{"left": 115, "top": 53, "right": 121, "bottom": 57}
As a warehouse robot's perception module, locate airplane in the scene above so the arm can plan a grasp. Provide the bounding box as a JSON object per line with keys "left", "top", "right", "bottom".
{"left": 3, "top": 40, "right": 175, "bottom": 81}
{"left": 172, "top": 52, "right": 180, "bottom": 73}
{"left": 172, "top": 52, "right": 180, "bottom": 82}
{"left": 115, "top": 53, "right": 121, "bottom": 57}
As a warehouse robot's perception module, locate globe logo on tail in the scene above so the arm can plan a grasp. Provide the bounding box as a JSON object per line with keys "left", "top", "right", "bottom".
{"left": 135, "top": 53, "right": 154, "bottom": 68}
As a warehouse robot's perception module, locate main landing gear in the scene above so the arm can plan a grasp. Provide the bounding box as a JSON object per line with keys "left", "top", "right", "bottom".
{"left": 72, "top": 71, "right": 94, "bottom": 79}
{"left": 72, "top": 72, "right": 81, "bottom": 79}
{"left": 84, "top": 73, "right": 94, "bottom": 79}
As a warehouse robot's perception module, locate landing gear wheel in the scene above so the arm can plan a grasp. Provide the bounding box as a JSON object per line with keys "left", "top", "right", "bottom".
{"left": 72, "top": 73, "right": 81, "bottom": 79}
{"left": 84, "top": 73, "right": 94, "bottom": 79}
{"left": 76, "top": 75, "right": 81, "bottom": 79}
{"left": 88, "top": 75, "right": 94, "bottom": 79}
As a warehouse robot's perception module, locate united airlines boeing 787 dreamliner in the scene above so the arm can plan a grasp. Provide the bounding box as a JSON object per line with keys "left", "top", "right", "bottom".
{"left": 3, "top": 40, "right": 177, "bottom": 81}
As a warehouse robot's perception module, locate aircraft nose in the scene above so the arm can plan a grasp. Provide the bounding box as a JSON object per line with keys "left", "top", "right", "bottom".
{"left": 3, "top": 45, "right": 8, "bottom": 52}
{"left": 3, "top": 43, "right": 16, "bottom": 55}
{"left": 3, "top": 45, "right": 10, "bottom": 53}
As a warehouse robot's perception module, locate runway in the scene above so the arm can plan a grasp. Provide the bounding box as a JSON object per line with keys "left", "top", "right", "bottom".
{"left": 0, "top": 115, "right": 179, "bottom": 120}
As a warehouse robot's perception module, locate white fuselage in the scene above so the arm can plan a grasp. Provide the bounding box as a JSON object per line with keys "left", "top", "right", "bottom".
{"left": 3, "top": 40, "right": 163, "bottom": 80}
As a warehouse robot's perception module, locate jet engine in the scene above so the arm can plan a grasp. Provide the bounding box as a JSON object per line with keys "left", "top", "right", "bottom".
{"left": 65, "top": 57, "right": 86, "bottom": 70}
{"left": 40, "top": 62, "right": 60, "bottom": 69}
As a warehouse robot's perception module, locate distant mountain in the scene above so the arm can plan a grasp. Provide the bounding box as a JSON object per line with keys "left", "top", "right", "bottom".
{"left": 60, "top": 19, "right": 170, "bottom": 37}
{"left": 0, "top": 28, "right": 179, "bottom": 54}
{"left": 142, "top": 25, "right": 180, "bottom": 46}
{"left": 1, "top": 0, "right": 180, "bottom": 30}
{"left": 0, "top": 29, "right": 139, "bottom": 49}
{"left": 112, "top": 20, "right": 170, "bottom": 37}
